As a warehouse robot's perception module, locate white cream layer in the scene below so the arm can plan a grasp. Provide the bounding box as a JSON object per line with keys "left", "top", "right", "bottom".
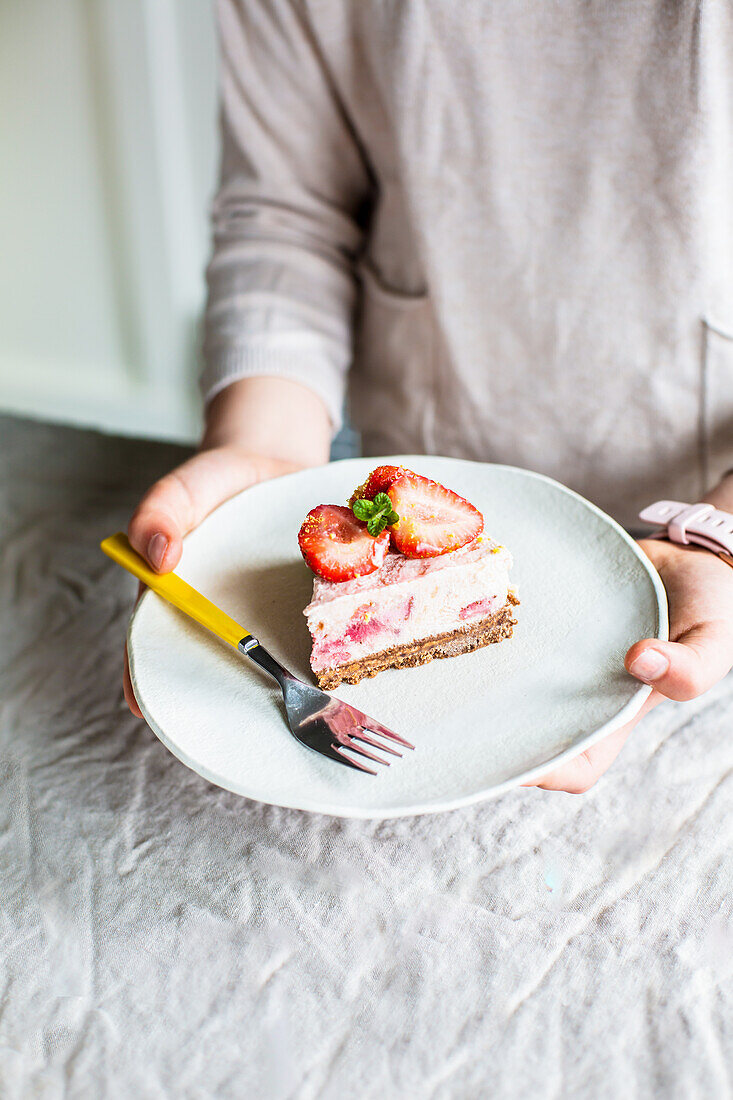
{"left": 304, "top": 537, "right": 513, "bottom": 673}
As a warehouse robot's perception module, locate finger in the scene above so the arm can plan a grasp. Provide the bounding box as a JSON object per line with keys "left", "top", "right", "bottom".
{"left": 123, "top": 581, "right": 145, "bottom": 717}
{"left": 123, "top": 641, "right": 143, "bottom": 718}
{"left": 529, "top": 724, "right": 632, "bottom": 793}
{"left": 526, "top": 693, "right": 661, "bottom": 793}
{"left": 625, "top": 621, "right": 733, "bottom": 701}
{"left": 128, "top": 448, "right": 290, "bottom": 573}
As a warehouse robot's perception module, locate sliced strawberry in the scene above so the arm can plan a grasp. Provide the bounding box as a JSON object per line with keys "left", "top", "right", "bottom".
{"left": 387, "top": 472, "right": 484, "bottom": 557}
{"left": 348, "top": 465, "right": 411, "bottom": 507}
{"left": 298, "top": 505, "right": 390, "bottom": 582}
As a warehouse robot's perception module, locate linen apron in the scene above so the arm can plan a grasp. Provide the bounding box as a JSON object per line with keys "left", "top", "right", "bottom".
{"left": 203, "top": 0, "right": 733, "bottom": 528}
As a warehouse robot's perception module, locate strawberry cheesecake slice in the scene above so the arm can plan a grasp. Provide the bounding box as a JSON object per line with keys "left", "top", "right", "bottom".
{"left": 298, "top": 466, "right": 519, "bottom": 689}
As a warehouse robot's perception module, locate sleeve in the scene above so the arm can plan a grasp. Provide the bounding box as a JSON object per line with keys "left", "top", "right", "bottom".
{"left": 201, "top": 0, "right": 372, "bottom": 433}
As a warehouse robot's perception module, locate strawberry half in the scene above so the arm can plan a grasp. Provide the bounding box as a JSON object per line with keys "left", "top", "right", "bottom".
{"left": 348, "top": 465, "right": 411, "bottom": 507}
{"left": 298, "top": 505, "right": 390, "bottom": 582}
{"left": 387, "top": 472, "right": 484, "bottom": 557}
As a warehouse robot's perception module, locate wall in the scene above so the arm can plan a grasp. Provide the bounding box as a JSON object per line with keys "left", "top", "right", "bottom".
{"left": 0, "top": 0, "right": 219, "bottom": 443}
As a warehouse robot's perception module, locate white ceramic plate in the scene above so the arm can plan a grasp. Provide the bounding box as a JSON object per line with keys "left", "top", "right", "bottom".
{"left": 128, "top": 457, "right": 668, "bottom": 818}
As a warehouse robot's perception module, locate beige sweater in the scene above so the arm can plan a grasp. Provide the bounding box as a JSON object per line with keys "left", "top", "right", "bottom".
{"left": 202, "top": 0, "right": 733, "bottom": 528}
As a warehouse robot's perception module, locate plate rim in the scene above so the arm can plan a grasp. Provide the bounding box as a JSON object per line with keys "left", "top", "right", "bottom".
{"left": 128, "top": 457, "right": 669, "bottom": 818}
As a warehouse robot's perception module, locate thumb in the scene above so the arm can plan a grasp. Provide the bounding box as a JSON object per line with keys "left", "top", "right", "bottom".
{"left": 625, "top": 621, "right": 733, "bottom": 702}
{"left": 128, "top": 447, "right": 295, "bottom": 573}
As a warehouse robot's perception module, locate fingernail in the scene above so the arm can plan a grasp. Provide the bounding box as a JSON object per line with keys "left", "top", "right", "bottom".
{"left": 147, "top": 533, "right": 168, "bottom": 570}
{"left": 629, "top": 649, "right": 669, "bottom": 683}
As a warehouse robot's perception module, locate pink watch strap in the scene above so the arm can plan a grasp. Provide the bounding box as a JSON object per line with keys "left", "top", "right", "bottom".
{"left": 639, "top": 500, "right": 733, "bottom": 563}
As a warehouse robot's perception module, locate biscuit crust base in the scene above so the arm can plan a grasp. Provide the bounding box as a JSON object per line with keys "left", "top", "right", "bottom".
{"left": 315, "top": 593, "right": 519, "bottom": 690}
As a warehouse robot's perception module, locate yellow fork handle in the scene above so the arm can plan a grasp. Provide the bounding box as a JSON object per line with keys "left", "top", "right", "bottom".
{"left": 100, "top": 532, "right": 250, "bottom": 649}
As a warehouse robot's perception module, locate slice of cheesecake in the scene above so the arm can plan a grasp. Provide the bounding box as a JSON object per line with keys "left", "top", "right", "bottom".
{"left": 297, "top": 465, "right": 519, "bottom": 689}
{"left": 304, "top": 536, "right": 518, "bottom": 689}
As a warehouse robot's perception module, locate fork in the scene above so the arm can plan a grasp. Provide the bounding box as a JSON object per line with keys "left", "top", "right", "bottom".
{"left": 101, "top": 533, "right": 413, "bottom": 773}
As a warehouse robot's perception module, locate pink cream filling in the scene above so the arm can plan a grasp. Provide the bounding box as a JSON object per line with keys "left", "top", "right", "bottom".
{"left": 304, "top": 537, "right": 513, "bottom": 672}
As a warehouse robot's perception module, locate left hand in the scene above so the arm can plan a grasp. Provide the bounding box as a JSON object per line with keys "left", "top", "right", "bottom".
{"left": 529, "top": 531, "right": 733, "bottom": 793}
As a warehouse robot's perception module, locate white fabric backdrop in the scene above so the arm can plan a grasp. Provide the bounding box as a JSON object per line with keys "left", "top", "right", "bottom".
{"left": 0, "top": 415, "right": 731, "bottom": 1099}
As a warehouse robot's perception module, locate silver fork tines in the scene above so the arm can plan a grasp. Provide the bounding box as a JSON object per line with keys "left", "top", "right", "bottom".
{"left": 239, "top": 637, "right": 414, "bottom": 774}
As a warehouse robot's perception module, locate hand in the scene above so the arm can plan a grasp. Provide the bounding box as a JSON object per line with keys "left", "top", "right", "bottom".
{"left": 122, "top": 377, "right": 331, "bottom": 716}
{"left": 529, "top": 508, "right": 733, "bottom": 792}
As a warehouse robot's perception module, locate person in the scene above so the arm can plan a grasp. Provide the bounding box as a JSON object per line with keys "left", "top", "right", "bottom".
{"left": 124, "top": 1, "right": 733, "bottom": 792}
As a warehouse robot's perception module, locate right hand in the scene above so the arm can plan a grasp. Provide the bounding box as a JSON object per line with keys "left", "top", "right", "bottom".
{"left": 122, "top": 377, "right": 332, "bottom": 716}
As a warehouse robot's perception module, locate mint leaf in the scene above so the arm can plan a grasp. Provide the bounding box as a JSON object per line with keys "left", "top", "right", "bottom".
{"left": 352, "top": 498, "right": 372, "bottom": 521}
{"left": 353, "top": 492, "right": 400, "bottom": 537}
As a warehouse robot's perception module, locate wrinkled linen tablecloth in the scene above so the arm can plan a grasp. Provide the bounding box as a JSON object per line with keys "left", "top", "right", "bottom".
{"left": 0, "top": 413, "right": 731, "bottom": 1100}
